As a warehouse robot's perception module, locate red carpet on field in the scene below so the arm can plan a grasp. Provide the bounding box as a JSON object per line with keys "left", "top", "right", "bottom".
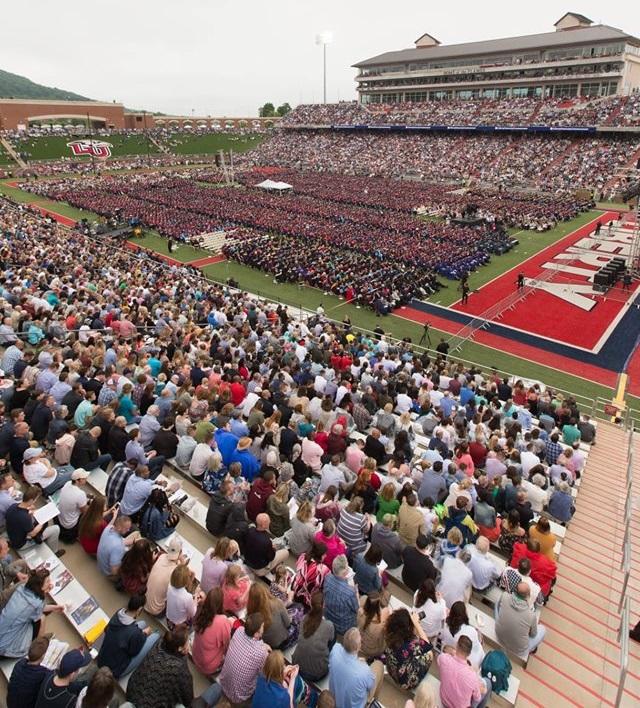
{"left": 450, "top": 211, "right": 632, "bottom": 350}
{"left": 188, "top": 254, "right": 226, "bottom": 268}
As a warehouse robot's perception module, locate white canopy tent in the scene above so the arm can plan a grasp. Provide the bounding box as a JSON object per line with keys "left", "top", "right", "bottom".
{"left": 255, "top": 179, "right": 293, "bottom": 192}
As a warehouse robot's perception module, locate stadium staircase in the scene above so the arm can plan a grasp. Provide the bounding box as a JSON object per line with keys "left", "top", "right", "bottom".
{"left": 538, "top": 138, "right": 582, "bottom": 179}
{"left": 604, "top": 97, "right": 629, "bottom": 127}
{"left": 517, "top": 420, "right": 640, "bottom": 707}
{"left": 603, "top": 144, "right": 640, "bottom": 196}
{"left": 147, "top": 135, "right": 171, "bottom": 155}
{"left": 0, "top": 137, "right": 26, "bottom": 168}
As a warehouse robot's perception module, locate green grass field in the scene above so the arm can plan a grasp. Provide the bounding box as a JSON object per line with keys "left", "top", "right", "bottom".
{"left": 0, "top": 179, "right": 97, "bottom": 221}
{"left": 432, "top": 211, "right": 601, "bottom": 305}
{"left": 0, "top": 142, "right": 11, "bottom": 165}
{"left": 163, "top": 132, "right": 264, "bottom": 156}
{"left": 129, "top": 232, "right": 210, "bottom": 263}
{"left": 12, "top": 134, "right": 160, "bottom": 162}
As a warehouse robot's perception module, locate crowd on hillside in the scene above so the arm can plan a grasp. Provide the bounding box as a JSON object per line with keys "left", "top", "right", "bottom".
{"left": 10, "top": 155, "right": 215, "bottom": 179}
{"left": 0, "top": 200, "right": 593, "bottom": 708}
{"left": 243, "top": 130, "right": 640, "bottom": 199}
{"left": 281, "top": 95, "right": 640, "bottom": 128}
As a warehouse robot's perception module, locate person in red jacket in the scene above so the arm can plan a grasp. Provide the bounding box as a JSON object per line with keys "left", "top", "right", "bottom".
{"left": 245, "top": 469, "right": 276, "bottom": 522}
{"left": 229, "top": 376, "right": 246, "bottom": 406}
{"left": 510, "top": 538, "right": 556, "bottom": 598}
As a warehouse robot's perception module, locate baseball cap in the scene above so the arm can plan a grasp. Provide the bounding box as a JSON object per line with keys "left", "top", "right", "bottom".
{"left": 23, "top": 447, "right": 43, "bottom": 461}
{"left": 59, "top": 649, "right": 91, "bottom": 677}
{"left": 71, "top": 468, "right": 90, "bottom": 481}
{"left": 166, "top": 536, "right": 183, "bottom": 560}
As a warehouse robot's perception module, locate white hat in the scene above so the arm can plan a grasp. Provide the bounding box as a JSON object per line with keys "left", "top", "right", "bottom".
{"left": 23, "top": 447, "right": 43, "bottom": 461}
{"left": 71, "top": 468, "right": 90, "bottom": 481}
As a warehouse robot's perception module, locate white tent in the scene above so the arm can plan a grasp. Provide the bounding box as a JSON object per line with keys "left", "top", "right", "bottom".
{"left": 256, "top": 179, "right": 293, "bottom": 192}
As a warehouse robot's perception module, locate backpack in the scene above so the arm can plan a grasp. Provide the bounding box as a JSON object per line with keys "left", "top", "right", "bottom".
{"left": 481, "top": 650, "right": 512, "bottom": 694}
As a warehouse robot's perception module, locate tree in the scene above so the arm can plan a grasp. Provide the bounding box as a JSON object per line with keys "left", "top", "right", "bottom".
{"left": 259, "top": 102, "right": 275, "bottom": 117}
{"left": 276, "top": 103, "right": 292, "bottom": 117}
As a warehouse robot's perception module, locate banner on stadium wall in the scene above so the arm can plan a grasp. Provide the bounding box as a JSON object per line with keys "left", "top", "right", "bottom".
{"left": 328, "top": 124, "right": 597, "bottom": 134}
{"left": 67, "top": 140, "right": 113, "bottom": 159}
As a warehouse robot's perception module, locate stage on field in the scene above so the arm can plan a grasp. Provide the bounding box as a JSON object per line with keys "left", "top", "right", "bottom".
{"left": 448, "top": 211, "right": 638, "bottom": 352}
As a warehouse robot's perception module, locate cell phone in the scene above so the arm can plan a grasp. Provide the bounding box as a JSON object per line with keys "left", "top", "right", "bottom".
{"left": 418, "top": 611, "right": 426, "bottom": 620}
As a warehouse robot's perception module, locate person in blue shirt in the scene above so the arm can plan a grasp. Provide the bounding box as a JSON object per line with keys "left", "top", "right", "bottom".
{"left": 229, "top": 414, "right": 249, "bottom": 438}
{"left": 323, "top": 555, "right": 359, "bottom": 636}
{"left": 7, "top": 636, "right": 52, "bottom": 708}
{"left": 352, "top": 545, "right": 383, "bottom": 595}
{"left": 328, "top": 628, "right": 383, "bottom": 708}
{"left": 229, "top": 437, "right": 261, "bottom": 482}
{"left": 252, "top": 649, "right": 317, "bottom": 708}
{"left": 547, "top": 481, "right": 575, "bottom": 523}
{"left": 97, "top": 515, "right": 133, "bottom": 578}
{"left": 139, "top": 488, "right": 178, "bottom": 541}
{"left": 214, "top": 425, "right": 239, "bottom": 467}
{"left": 117, "top": 384, "right": 140, "bottom": 424}
{"left": 147, "top": 355, "right": 162, "bottom": 378}
{"left": 459, "top": 385, "right": 475, "bottom": 406}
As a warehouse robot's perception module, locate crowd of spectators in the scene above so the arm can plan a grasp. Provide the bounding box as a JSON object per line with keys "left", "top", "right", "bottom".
{"left": 0, "top": 198, "right": 592, "bottom": 708}
{"left": 244, "top": 129, "right": 640, "bottom": 199}
{"left": 282, "top": 95, "right": 640, "bottom": 128}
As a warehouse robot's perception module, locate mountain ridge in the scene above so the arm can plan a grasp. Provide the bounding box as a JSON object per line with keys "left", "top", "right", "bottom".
{"left": 0, "top": 68, "right": 90, "bottom": 101}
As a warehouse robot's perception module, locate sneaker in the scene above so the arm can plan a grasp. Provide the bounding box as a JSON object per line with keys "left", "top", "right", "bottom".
{"left": 55, "top": 550, "right": 66, "bottom": 558}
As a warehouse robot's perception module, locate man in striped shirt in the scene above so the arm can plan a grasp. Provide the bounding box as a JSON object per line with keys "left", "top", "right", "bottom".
{"left": 323, "top": 554, "right": 359, "bottom": 637}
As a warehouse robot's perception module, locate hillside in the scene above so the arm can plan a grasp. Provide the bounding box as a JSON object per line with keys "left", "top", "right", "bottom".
{"left": 0, "top": 68, "right": 90, "bottom": 101}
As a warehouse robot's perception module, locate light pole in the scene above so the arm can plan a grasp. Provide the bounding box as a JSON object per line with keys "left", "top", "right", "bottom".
{"left": 315, "top": 31, "right": 333, "bottom": 104}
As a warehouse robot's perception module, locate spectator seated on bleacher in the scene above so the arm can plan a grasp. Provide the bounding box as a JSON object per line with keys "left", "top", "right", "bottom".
{"left": 97, "top": 593, "right": 160, "bottom": 678}
{"left": 328, "top": 627, "right": 384, "bottom": 708}
{"left": 0, "top": 569, "right": 65, "bottom": 658}
{"left": 438, "top": 635, "right": 492, "bottom": 708}
{"left": 5, "top": 486, "right": 63, "bottom": 558}
{"left": 37, "top": 648, "right": 93, "bottom": 707}
{"left": 5, "top": 636, "right": 51, "bottom": 708}
{"left": 495, "top": 583, "right": 546, "bottom": 659}
{"left": 384, "top": 606, "right": 434, "bottom": 692}
{"left": 402, "top": 533, "right": 437, "bottom": 593}
{"left": 510, "top": 538, "right": 557, "bottom": 599}
{"left": 126, "top": 626, "right": 221, "bottom": 707}
{"left": 528, "top": 517, "right": 557, "bottom": 561}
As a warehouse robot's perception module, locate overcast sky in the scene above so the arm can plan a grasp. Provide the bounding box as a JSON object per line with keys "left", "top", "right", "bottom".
{"left": 3, "top": 1, "right": 639, "bottom": 116}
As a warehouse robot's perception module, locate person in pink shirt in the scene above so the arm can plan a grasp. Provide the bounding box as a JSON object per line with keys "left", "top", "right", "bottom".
{"left": 192, "top": 587, "right": 232, "bottom": 677}
{"left": 437, "top": 635, "right": 491, "bottom": 708}
{"left": 345, "top": 439, "right": 366, "bottom": 474}
{"left": 221, "top": 564, "right": 251, "bottom": 615}
{"left": 314, "top": 519, "right": 347, "bottom": 569}
{"left": 301, "top": 433, "right": 324, "bottom": 473}
{"left": 454, "top": 442, "right": 475, "bottom": 477}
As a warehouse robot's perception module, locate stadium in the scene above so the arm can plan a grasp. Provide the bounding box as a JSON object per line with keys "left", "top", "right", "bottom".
{"left": 0, "top": 7, "right": 639, "bottom": 708}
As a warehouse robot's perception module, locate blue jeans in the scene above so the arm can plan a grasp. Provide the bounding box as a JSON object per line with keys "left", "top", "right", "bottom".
{"left": 120, "top": 622, "right": 160, "bottom": 677}
{"left": 472, "top": 677, "right": 492, "bottom": 708}
{"left": 148, "top": 455, "right": 165, "bottom": 479}
{"left": 43, "top": 468, "right": 74, "bottom": 495}
{"left": 528, "top": 623, "right": 546, "bottom": 653}
{"left": 85, "top": 454, "right": 112, "bottom": 471}
{"left": 200, "top": 681, "right": 223, "bottom": 706}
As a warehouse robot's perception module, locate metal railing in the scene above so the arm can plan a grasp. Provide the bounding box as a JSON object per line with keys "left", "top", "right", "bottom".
{"left": 615, "top": 423, "right": 634, "bottom": 707}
